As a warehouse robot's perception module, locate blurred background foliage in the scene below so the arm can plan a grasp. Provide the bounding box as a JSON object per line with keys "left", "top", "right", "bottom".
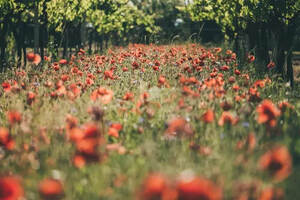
{"left": 0, "top": 0, "right": 223, "bottom": 68}
{"left": 190, "top": 0, "right": 300, "bottom": 87}
{"left": 0, "top": 0, "right": 299, "bottom": 85}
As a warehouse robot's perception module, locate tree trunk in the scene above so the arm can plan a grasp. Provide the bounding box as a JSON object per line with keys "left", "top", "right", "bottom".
{"left": 16, "top": 39, "right": 22, "bottom": 66}
{"left": 63, "top": 27, "right": 68, "bottom": 58}
{"left": 34, "top": 2, "right": 40, "bottom": 54}
{"left": 12, "top": 26, "right": 20, "bottom": 66}
{"left": 248, "top": 22, "right": 270, "bottom": 71}
{"left": 0, "top": 22, "right": 8, "bottom": 71}
{"left": 40, "top": 28, "right": 44, "bottom": 60}
{"left": 88, "top": 31, "right": 92, "bottom": 55}
{"left": 99, "top": 35, "right": 103, "bottom": 53}
{"left": 80, "top": 22, "right": 86, "bottom": 48}
{"left": 40, "top": 0, "right": 48, "bottom": 61}
{"left": 286, "top": 51, "right": 294, "bottom": 88}
{"left": 63, "top": 37, "right": 67, "bottom": 58}
{"left": 272, "top": 29, "right": 286, "bottom": 75}
{"left": 105, "top": 34, "right": 108, "bottom": 50}
{"left": 275, "top": 47, "right": 285, "bottom": 75}
{"left": 234, "top": 32, "right": 247, "bottom": 67}
{"left": 285, "top": 22, "right": 297, "bottom": 88}
{"left": 247, "top": 22, "right": 257, "bottom": 51}
{"left": 257, "top": 25, "right": 270, "bottom": 67}
{"left": 23, "top": 46, "right": 27, "bottom": 66}
{"left": 20, "top": 22, "right": 26, "bottom": 67}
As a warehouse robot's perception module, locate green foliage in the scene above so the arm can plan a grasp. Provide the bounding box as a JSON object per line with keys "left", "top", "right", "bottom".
{"left": 45, "top": 0, "right": 90, "bottom": 31}
{"left": 189, "top": 0, "right": 300, "bottom": 84}
{"left": 189, "top": 0, "right": 300, "bottom": 35}
{"left": 87, "top": 1, "right": 158, "bottom": 36}
{"left": 1, "top": 0, "right": 158, "bottom": 46}
{"left": 189, "top": 0, "right": 253, "bottom": 36}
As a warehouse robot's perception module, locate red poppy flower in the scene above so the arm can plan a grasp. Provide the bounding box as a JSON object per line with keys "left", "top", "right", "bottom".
{"left": 176, "top": 177, "right": 222, "bottom": 200}
{"left": 267, "top": 61, "right": 275, "bottom": 69}
{"left": 73, "top": 155, "right": 86, "bottom": 168}
{"left": 27, "top": 53, "right": 41, "bottom": 65}
{"left": 259, "top": 187, "right": 284, "bottom": 200}
{"left": 201, "top": 109, "right": 214, "bottom": 123}
{"left": 154, "top": 60, "right": 160, "bottom": 66}
{"left": 248, "top": 87, "right": 261, "bottom": 102}
{"left": 27, "top": 91, "right": 36, "bottom": 105}
{"left": 226, "top": 50, "right": 232, "bottom": 55}
{"left": 214, "top": 48, "right": 222, "bottom": 53}
{"left": 33, "top": 54, "right": 41, "bottom": 65}
{"left": 228, "top": 76, "right": 235, "bottom": 84}
{"left": 246, "top": 132, "right": 256, "bottom": 152}
{"left": 79, "top": 48, "right": 85, "bottom": 55}
{"left": 132, "top": 61, "right": 139, "bottom": 69}
{"left": 44, "top": 56, "right": 50, "bottom": 61}
{"left": 44, "top": 81, "right": 53, "bottom": 88}
{"left": 153, "top": 66, "right": 159, "bottom": 71}
{"left": 71, "top": 67, "right": 78, "bottom": 74}
{"left": 104, "top": 70, "right": 114, "bottom": 80}
{"left": 256, "top": 100, "right": 280, "bottom": 127}
{"left": 165, "top": 118, "right": 193, "bottom": 138}
{"left": 53, "top": 64, "right": 60, "bottom": 71}
{"left": 123, "top": 92, "right": 134, "bottom": 101}
{"left": 90, "top": 87, "right": 113, "bottom": 104}
{"left": 2, "top": 82, "right": 11, "bottom": 93}
{"left": 278, "top": 101, "right": 294, "bottom": 112}
{"left": 39, "top": 178, "right": 64, "bottom": 200}
{"left": 220, "top": 101, "right": 232, "bottom": 111}
{"left": 83, "top": 124, "right": 101, "bottom": 138}
{"left": 234, "top": 69, "right": 241, "bottom": 75}
{"left": 248, "top": 55, "right": 255, "bottom": 63}
{"left": 71, "top": 123, "right": 104, "bottom": 167}
{"left": 76, "top": 138, "right": 99, "bottom": 155}
{"left": 69, "top": 83, "right": 81, "bottom": 97}
{"left": 218, "top": 111, "right": 238, "bottom": 126}
{"left": 85, "top": 77, "right": 94, "bottom": 86}
{"left": 158, "top": 76, "right": 166, "bottom": 85}
{"left": 139, "top": 174, "right": 170, "bottom": 200}
{"left": 59, "top": 59, "right": 68, "bottom": 65}
{"left": 6, "top": 111, "right": 22, "bottom": 125}
{"left": 253, "top": 80, "right": 266, "bottom": 88}
{"left": 0, "top": 127, "right": 15, "bottom": 150}
{"left": 259, "top": 145, "right": 292, "bottom": 181}
{"left": 107, "top": 127, "right": 119, "bottom": 138}
{"left": 107, "top": 123, "right": 122, "bottom": 138}
{"left": 60, "top": 75, "right": 69, "bottom": 82}
{"left": 232, "top": 84, "right": 240, "bottom": 92}
{"left": 220, "top": 65, "right": 229, "bottom": 71}
{"left": 26, "top": 53, "right": 35, "bottom": 61}
{"left": 231, "top": 53, "right": 237, "bottom": 60}
{"left": 0, "top": 176, "right": 24, "bottom": 200}
{"left": 111, "top": 123, "right": 122, "bottom": 131}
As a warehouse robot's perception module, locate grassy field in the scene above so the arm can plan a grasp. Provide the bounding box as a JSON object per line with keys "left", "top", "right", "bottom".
{"left": 0, "top": 44, "right": 300, "bottom": 200}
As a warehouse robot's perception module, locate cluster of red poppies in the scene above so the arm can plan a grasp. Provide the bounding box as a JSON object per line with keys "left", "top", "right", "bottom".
{"left": 0, "top": 177, "right": 64, "bottom": 200}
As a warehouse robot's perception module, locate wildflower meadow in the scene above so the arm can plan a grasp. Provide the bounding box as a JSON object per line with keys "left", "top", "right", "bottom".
{"left": 0, "top": 44, "right": 300, "bottom": 199}
{"left": 1, "top": 0, "right": 300, "bottom": 200}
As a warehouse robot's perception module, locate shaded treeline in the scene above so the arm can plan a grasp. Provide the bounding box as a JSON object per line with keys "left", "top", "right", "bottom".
{"left": 190, "top": 0, "right": 300, "bottom": 87}
{"left": 0, "top": 0, "right": 223, "bottom": 70}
